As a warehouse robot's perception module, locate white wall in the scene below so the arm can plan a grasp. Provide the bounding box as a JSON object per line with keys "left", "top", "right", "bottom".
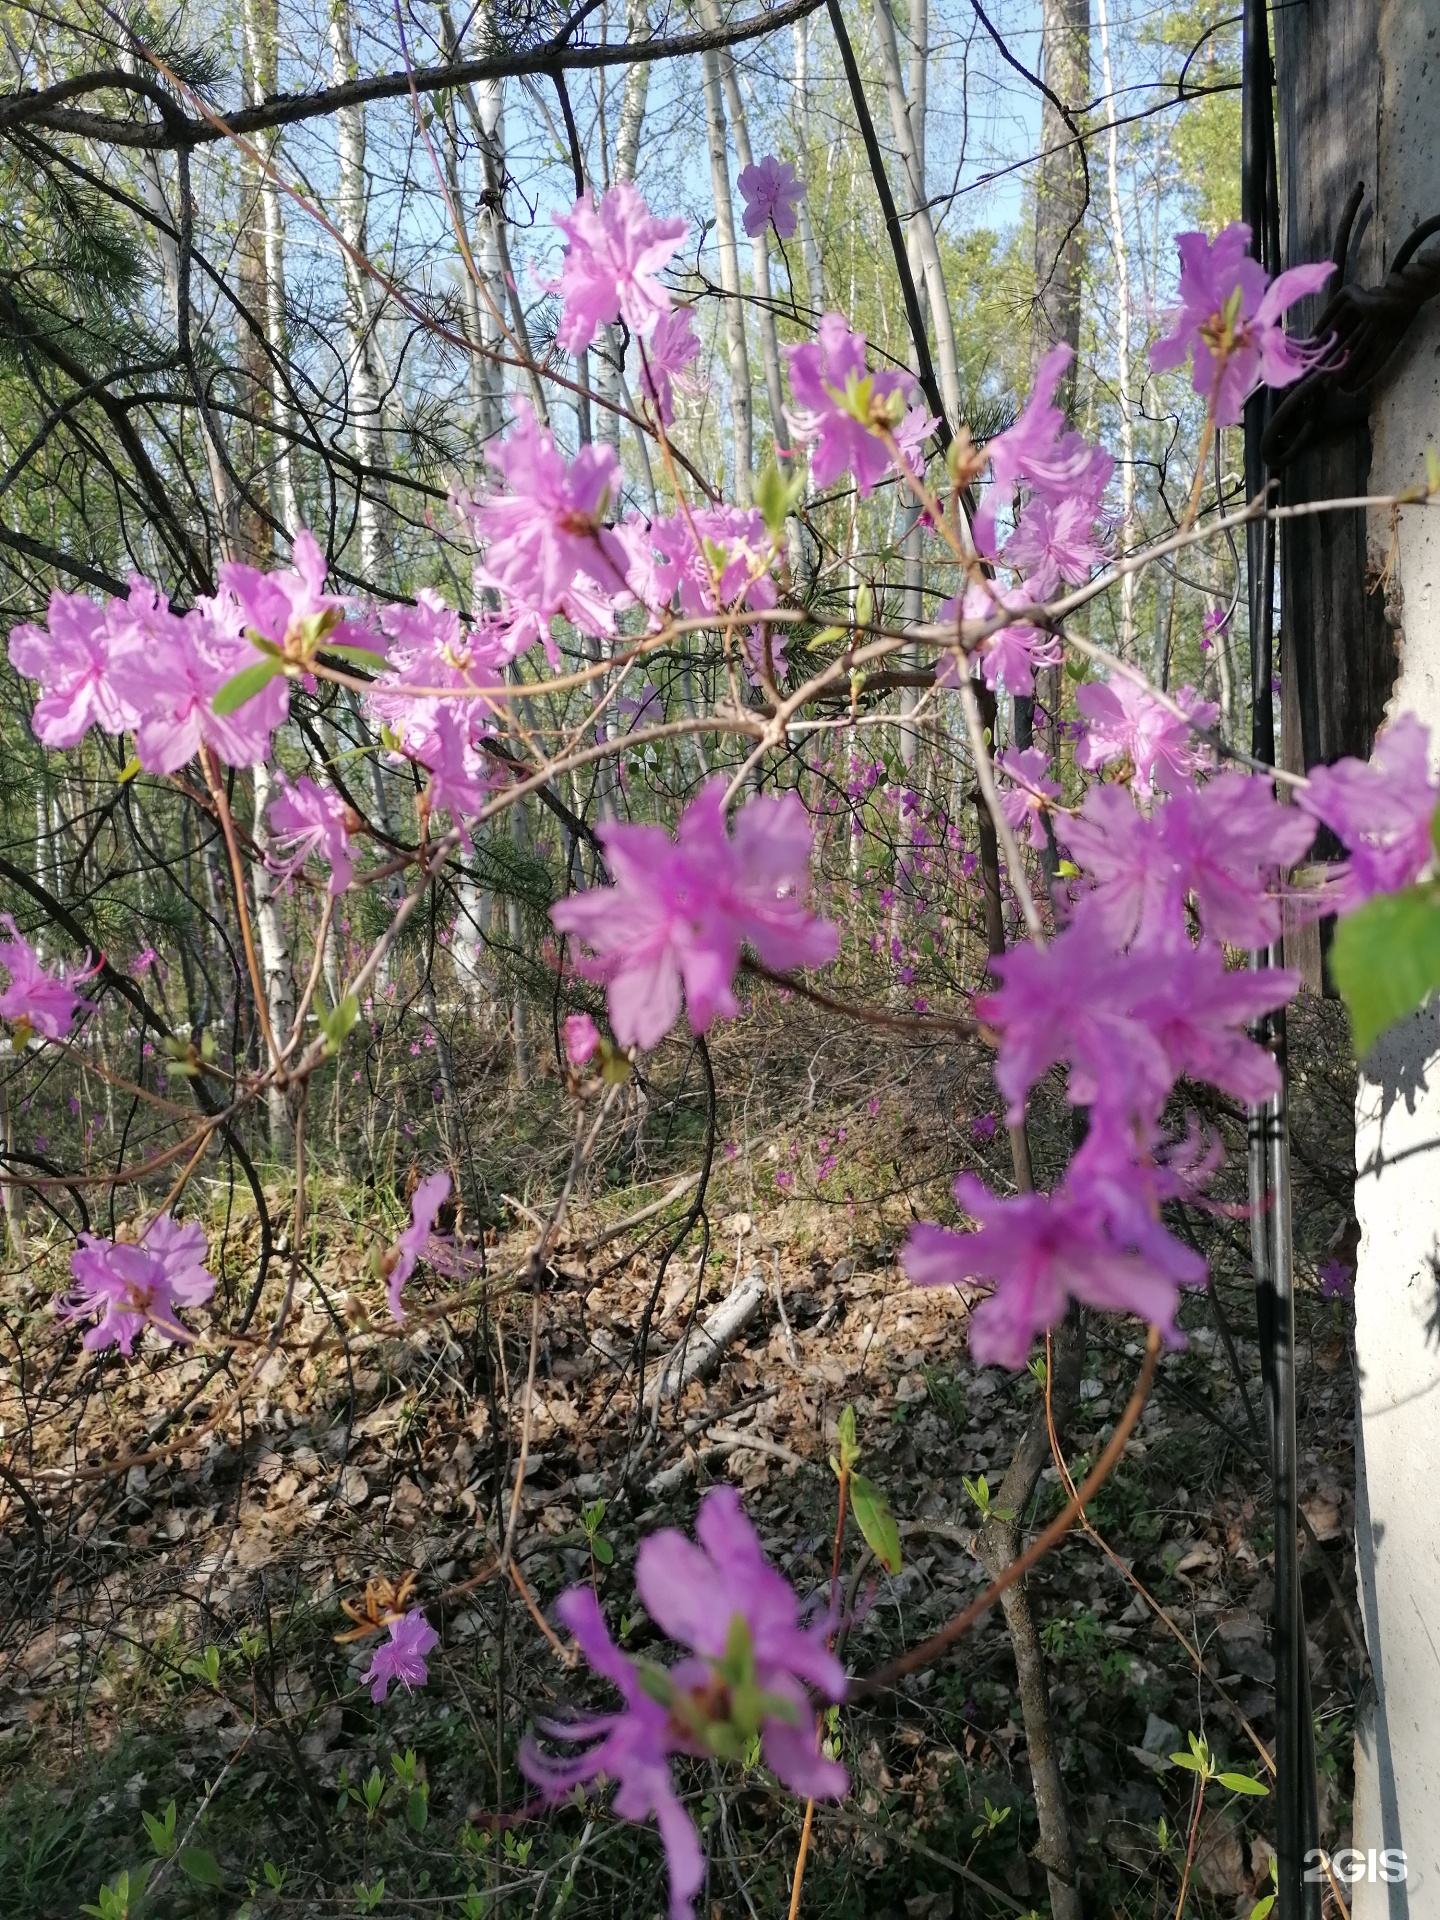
{"left": 1352, "top": 4, "right": 1440, "bottom": 1907}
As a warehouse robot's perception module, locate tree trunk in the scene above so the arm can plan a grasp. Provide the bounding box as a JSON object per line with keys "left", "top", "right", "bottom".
{"left": 698, "top": 45, "right": 754, "bottom": 503}
{"left": 870, "top": 0, "right": 961, "bottom": 427}
{"left": 250, "top": 761, "right": 298, "bottom": 1153}
{"left": 1340, "top": 0, "right": 1440, "bottom": 1894}
{"left": 976, "top": 1315, "right": 1085, "bottom": 1920}
{"left": 1095, "top": 0, "right": 1137, "bottom": 660}
{"left": 710, "top": 12, "right": 790, "bottom": 471}
{"left": 327, "top": 0, "right": 389, "bottom": 584}
{"left": 791, "top": 17, "right": 826, "bottom": 309}
{"left": 1030, "top": 0, "right": 1090, "bottom": 389}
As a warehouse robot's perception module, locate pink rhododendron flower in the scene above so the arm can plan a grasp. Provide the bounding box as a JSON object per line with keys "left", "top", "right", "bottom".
{"left": 1059, "top": 775, "right": 1316, "bottom": 951}
{"left": 551, "top": 780, "right": 838, "bottom": 1049}
{"left": 8, "top": 590, "right": 141, "bottom": 747}
{"left": 1001, "top": 493, "right": 1110, "bottom": 599}
{"left": 107, "top": 581, "right": 289, "bottom": 771}
{"left": 370, "top": 591, "right": 511, "bottom": 753}
{"left": 737, "top": 156, "right": 805, "bottom": 239}
{"left": 934, "top": 585, "right": 1062, "bottom": 698}
{"left": 1150, "top": 222, "right": 1334, "bottom": 426}
{"left": 784, "top": 314, "right": 931, "bottom": 497}
{"left": 0, "top": 916, "right": 92, "bottom": 1040}
{"left": 459, "top": 404, "right": 629, "bottom": 641}
{"left": 994, "top": 747, "right": 1061, "bottom": 850}
{"left": 408, "top": 709, "right": 502, "bottom": 830}
{"left": 977, "top": 920, "right": 1294, "bottom": 1129}
{"left": 903, "top": 1152, "right": 1201, "bottom": 1367}
{"left": 521, "top": 1587, "right": 705, "bottom": 1920}
{"left": 1201, "top": 605, "right": 1231, "bottom": 652}
{"left": 1318, "top": 1257, "right": 1354, "bottom": 1301}
{"left": 525, "top": 1489, "right": 845, "bottom": 1920}
{"left": 549, "top": 181, "right": 688, "bottom": 354}
{"left": 636, "top": 1487, "right": 848, "bottom": 1798}
{"left": 266, "top": 775, "right": 354, "bottom": 896}
{"left": 653, "top": 507, "right": 779, "bottom": 622}
{"left": 639, "top": 307, "right": 702, "bottom": 426}
{"left": 220, "top": 529, "right": 348, "bottom": 651}
{"left": 564, "top": 1012, "right": 601, "bottom": 1066}
{"left": 362, "top": 1610, "right": 439, "bottom": 1702}
{"left": 1075, "top": 676, "right": 1217, "bottom": 797}
{"left": 973, "top": 344, "right": 1113, "bottom": 559}
{"left": 57, "top": 1216, "right": 216, "bottom": 1354}
{"left": 1131, "top": 942, "right": 1299, "bottom": 1109}
{"left": 385, "top": 1172, "right": 452, "bottom": 1324}
{"left": 1296, "top": 713, "right": 1439, "bottom": 911}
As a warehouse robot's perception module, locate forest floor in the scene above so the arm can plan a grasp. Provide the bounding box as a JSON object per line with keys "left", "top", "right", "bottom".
{"left": 0, "top": 988, "right": 1364, "bottom": 1920}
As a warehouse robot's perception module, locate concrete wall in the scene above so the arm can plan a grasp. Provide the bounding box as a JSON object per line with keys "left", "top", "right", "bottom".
{"left": 1352, "top": 6, "right": 1440, "bottom": 1910}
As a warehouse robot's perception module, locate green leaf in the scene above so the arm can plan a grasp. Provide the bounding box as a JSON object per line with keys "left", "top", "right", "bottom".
{"left": 212, "top": 657, "right": 282, "bottom": 715}
{"left": 320, "top": 642, "right": 388, "bottom": 668}
{"left": 1217, "top": 1771, "right": 1269, "bottom": 1796}
{"left": 1249, "top": 1897, "right": 1276, "bottom": 1920}
{"left": 406, "top": 1788, "right": 429, "bottom": 1833}
{"left": 835, "top": 1404, "right": 860, "bottom": 1472}
{"left": 117, "top": 755, "right": 143, "bottom": 784}
{"left": 318, "top": 992, "right": 359, "bottom": 1056}
{"left": 142, "top": 1800, "right": 177, "bottom": 1857}
{"left": 756, "top": 461, "right": 802, "bottom": 543}
{"left": 591, "top": 1535, "right": 614, "bottom": 1566}
{"left": 1330, "top": 881, "right": 1440, "bottom": 1054}
{"left": 1167, "top": 1751, "right": 1205, "bottom": 1773}
{"left": 811, "top": 625, "right": 848, "bottom": 648}
{"left": 849, "top": 1470, "right": 902, "bottom": 1574}
{"left": 180, "top": 1846, "right": 226, "bottom": 1887}
{"left": 853, "top": 582, "right": 874, "bottom": 629}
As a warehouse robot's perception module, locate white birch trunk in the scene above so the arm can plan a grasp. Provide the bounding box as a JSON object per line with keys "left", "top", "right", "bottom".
{"left": 869, "top": 0, "right": 962, "bottom": 429}
{"left": 327, "top": 0, "right": 388, "bottom": 582}
{"left": 698, "top": 46, "right": 754, "bottom": 503}
{"left": 1096, "top": 0, "right": 1137, "bottom": 660}
{"left": 791, "top": 18, "right": 826, "bottom": 308}
{"left": 250, "top": 760, "right": 298, "bottom": 1150}
{"left": 705, "top": 2, "right": 789, "bottom": 470}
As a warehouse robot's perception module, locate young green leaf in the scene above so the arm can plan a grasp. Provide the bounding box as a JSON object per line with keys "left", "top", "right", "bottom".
{"left": 318, "top": 992, "right": 360, "bottom": 1056}
{"left": 1330, "top": 881, "right": 1440, "bottom": 1054}
{"left": 756, "top": 461, "right": 802, "bottom": 544}
{"left": 212, "top": 657, "right": 283, "bottom": 716}
{"left": 1168, "top": 1750, "right": 1206, "bottom": 1773}
{"left": 848, "top": 1470, "right": 902, "bottom": 1574}
{"left": 179, "top": 1846, "right": 226, "bottom": 1887}
{"left": 1216, "top": 1771, "right": 1269, "bottom": 1796}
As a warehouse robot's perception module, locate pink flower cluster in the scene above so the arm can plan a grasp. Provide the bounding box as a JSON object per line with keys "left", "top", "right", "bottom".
{"left": 57, "top": 1216, "right": 216, "bottom": 1354}
{"left": 973, "top": 344, "right": 1112, "bottom": 575}
{"left": 522, "top": 1487, "right": 846, "bottom": 1920}
{"left": 551, "top": 780, "right": 837, "bottom": 1049}
{"left": 1151, "top": 222, "right": 1333, "bottom": 426}
{"left": 904, "top": 689, "right": 1440, "bottom": 1365}
{"left": 0, "top": 917, "right": 93, "bottom": 1041}
{"left": 784, "top": 313, "right": 935, "bottom": 498}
